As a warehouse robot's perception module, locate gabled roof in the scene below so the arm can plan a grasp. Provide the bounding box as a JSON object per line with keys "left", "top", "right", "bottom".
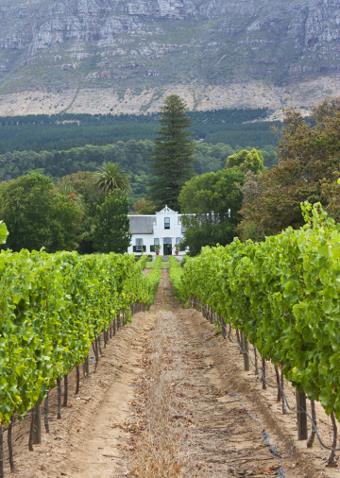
{"left": 128, "top": 215, "right": 155, "bottom": 234}
{"left": 157, "top": 205, "right": 178, "bottom": 215}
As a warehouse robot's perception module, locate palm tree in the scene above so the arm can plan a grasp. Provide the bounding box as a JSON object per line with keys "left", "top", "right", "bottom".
{"left": 96, "top": 162, "right": 130, "bottom": 194}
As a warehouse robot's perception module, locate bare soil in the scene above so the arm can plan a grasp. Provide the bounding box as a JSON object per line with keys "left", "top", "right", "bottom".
{"left": 6, "top": 271, "right": 340, "bottom": 478}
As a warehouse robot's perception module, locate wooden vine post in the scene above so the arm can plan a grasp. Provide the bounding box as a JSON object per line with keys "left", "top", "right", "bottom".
{"left": 261, "top": 358, "right": 267, "bottom": 390}
{"left": 57, "top": 378, "right": 62, "bottom": 419}
{"left": 328, "top": 413, "right": 338, "bottom": 466}
{"left": 253, "top": 347, "right": 259, "bottom": 375}
{"left": 29, "top": 403, "right": 42, "bottom": 450}
{"left": 32, "top": 403, "right": 42, "bottom": 445}
{"left": 274, "top": 366, "right": 281, "bottom": 402}
{"left": 296, "top": 390, "right": 308, "bottom": 440}
{"left": 242, "top": 334, "right": 250, "bottom": 372}
{"left": 63, "top": 375, "right": 68, "bottom": 407}
{"left": 8, "top": 417, "right": 14, "bottom": 471}
{"left": 44, "top": 393, "right": 50, "bottom": 433}
{"left": 307, "top": 400, "right": 317, "bottom": 448}
{"left": 220, "top": 317, "right": 227, "bottom": 339}
{"left": 280, "top": 372, "right": 287, "bottom": 415}
{"left": 75, "top": 366, "right": 80, "bottom": 395}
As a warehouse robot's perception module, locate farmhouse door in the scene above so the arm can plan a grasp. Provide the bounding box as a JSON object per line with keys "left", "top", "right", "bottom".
{"left": 163, "top": 238, "right": 173, "bottom": 256}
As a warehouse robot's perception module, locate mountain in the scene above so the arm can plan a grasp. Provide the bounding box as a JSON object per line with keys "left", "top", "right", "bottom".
{"left": 0, "top": 0, "right": 339, "bottom": 116}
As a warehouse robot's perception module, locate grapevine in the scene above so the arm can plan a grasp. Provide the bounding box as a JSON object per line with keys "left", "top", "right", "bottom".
{"left": 0, "top": 250, "right": 160, "bottom": 430}
{"left": 170, "top": 203, "right": 340, "bottom": 421}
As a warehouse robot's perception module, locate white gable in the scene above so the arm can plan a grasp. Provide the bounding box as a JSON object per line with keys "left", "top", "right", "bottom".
{"left": 157, "top": 205, "right": 177, "bottom": 215}
{"left": 127, "top": 205, "right": 187, "bottom": 256}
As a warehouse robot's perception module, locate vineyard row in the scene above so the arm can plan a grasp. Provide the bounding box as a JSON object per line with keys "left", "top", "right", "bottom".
{"left": 169, "top": 203, "right": 340, "bottom": 465}
{"left": 0, "top": 251, "right": 161, "bottom": 476}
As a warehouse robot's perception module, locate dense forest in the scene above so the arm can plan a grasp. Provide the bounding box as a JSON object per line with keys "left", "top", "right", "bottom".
{"left": 0, "top": 141, "right": 277, "bottom": 200}
{"left": 0, "top": 108, "right": 279, "bottom": 200}
{"left": 0, "top": 109, "right": 279, "bottom": 152}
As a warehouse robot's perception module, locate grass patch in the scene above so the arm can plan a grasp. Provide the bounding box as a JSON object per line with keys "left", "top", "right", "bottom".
{"left": 146, "top": 260, "right": 170, "bottom": 269}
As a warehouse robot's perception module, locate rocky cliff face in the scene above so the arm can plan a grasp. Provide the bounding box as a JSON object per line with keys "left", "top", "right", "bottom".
{"left": 0, "top": 0, "right": 338, "bottom": 115}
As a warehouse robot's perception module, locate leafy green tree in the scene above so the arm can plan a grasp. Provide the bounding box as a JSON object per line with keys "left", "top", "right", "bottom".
{"left": 151, "top": 95, "right": 194, "bottom": 210}
{"left": 226, "top": 148, "right": 264, "bottom": 174}
{"left": 96, "top": 162, "right": 130, "bottom": 194}
{"left": 261, "top": 145, "right": 277, "bottom": 168}
{"left": 236, "top": 171, "right": 265, "bottom": 241}
{"left": 0, "top": 173, "right": 57, "bottom": 250}
{"left": 58, "top": 172, "right": 101, "bottom": 211}
{"left": 49, "top": 193, "right": 85, "bottom": 251}
{"left": 0, "top": 173, "right": 84, "bottom": 251}
{"left": 93, "top": 192, "right": 131, "bottom": 253}
{"left": 57, "top": 171, "right": 104, "bottom": 252}
{"left": 238, "top": 98, "right": 340, "bottom": 240}
{"left": 321, "top": 176, "right": 340, "bottom": 222}
{"left": 194, "top": 142, "right": 234, "bottom": 173}
{"left": 132, "top": 197, "right": 156, "bottom": 214}
{"left": 179, "top": 167, "right": 244, "bottom": 255}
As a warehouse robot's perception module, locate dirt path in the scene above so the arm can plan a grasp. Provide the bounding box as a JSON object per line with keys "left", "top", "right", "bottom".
{"left": 8, "top": 271, "right": 338, "bottom": 478}
{"left": 129, "top": 273, "right": 328, "bottom": 478}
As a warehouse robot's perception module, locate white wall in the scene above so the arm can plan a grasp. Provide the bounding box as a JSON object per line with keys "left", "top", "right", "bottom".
{"left": 128, "top": 206, "right": 186, "bottom": 256}
{"left": 128, "top": 233, "right": 154, "bottom": 255}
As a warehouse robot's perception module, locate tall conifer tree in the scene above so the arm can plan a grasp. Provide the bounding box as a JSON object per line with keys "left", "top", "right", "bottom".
{"left": 151, "top": 95, "right": 194, "bottom": 210}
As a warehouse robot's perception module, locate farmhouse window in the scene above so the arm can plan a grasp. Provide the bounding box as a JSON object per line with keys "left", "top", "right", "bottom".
{"left": 150, "top": 238, "right": 160, "bottom": 253}
{"left": 135, "top": 238, "right": 144, "bottom": 252}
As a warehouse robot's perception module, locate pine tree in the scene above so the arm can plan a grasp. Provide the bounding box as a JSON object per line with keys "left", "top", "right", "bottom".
{"left": 151, "top": 95, "right": 194, "bottom": 210}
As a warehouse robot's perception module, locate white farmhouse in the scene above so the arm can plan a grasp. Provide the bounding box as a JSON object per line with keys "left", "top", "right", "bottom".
{"left": 128, "top": 206, "right": 186, "bottom": 256}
